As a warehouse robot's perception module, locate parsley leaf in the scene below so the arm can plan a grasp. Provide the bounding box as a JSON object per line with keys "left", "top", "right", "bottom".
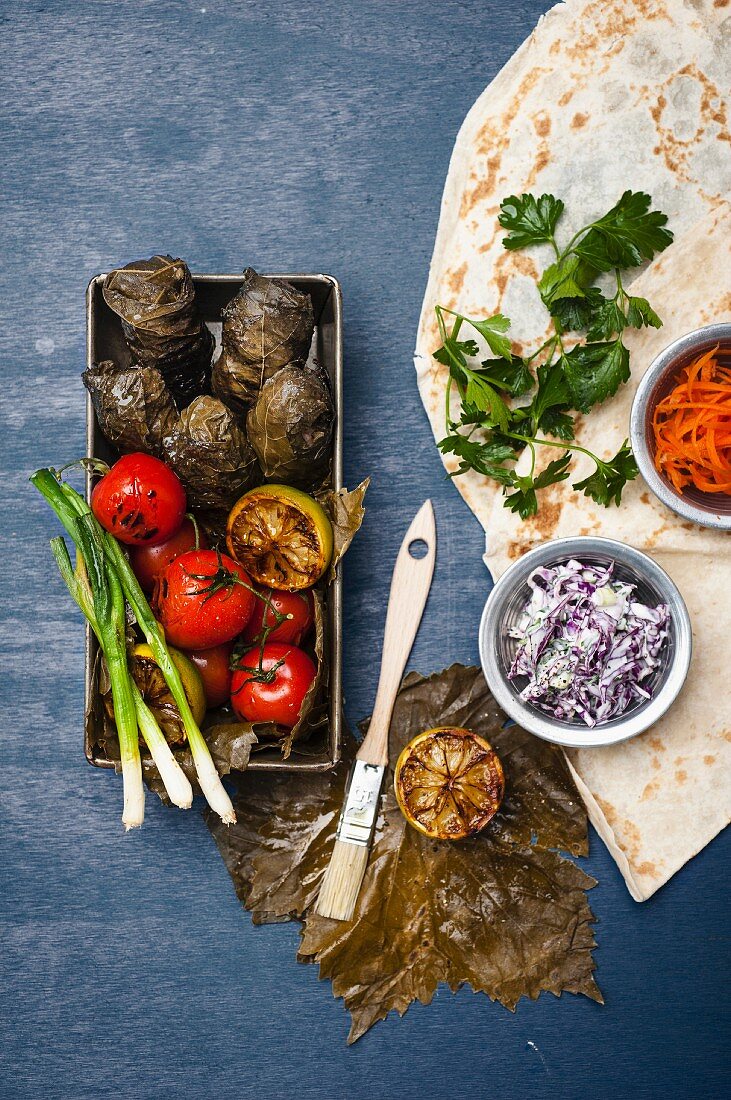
{"left": 464, "top": 314, "right": 513, "bottom": 360}
{"left": 550, "top": 288, "right": 606, "bottom": 333}
{"left": 479, "top": 356, "right": 534, "bottom": 397}
{"left": 573, "top": 441, "right": 638, "bottom": 507}
{"left": 438, "top": 435, "right": 516, "bottom": 483}
{"left": 539, "top": 408, "right": 576, "bottom": 441}
{"left": 499, "top": 193, "right": 565, "bottom": 250}
{"left": 538, "top": 254, "right": 595, "bottom": 308}
{"left": 585, "top": 297, "right": 627, "bottom": 341}
{"left": 563, "top": 339, "right": 630, "bottom": 412}
{"left": 573, "top": 191, "right": 673, "bottom": 273}
{"left": 504, "top": 453, "right": 572, "bottom": 518}
{"left": 530, "top": 360, "right": 571, "bottom": 426}
{"left": 626, "top": 295, "right": 663, "bottom": 329}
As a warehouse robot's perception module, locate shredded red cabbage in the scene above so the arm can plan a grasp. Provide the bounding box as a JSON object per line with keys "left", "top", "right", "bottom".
{"left": 508, "top": 558, "right": 670, "bottom": 727}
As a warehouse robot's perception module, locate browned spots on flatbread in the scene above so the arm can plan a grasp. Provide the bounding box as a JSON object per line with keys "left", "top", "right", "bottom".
{"left": 460, "top": 156, "right": 501, "bottom": 218}
{"left": 714, "top": 0, "right": 729, "bottom": 8}
{"left": 640, "top": 491, "right": 650, "bottom": 505}
{"left": 558, "top": 89, "right": 574, "bottom": 107}
{"left": 447, "top": 262, "right": 468, "bottom": 296}
{"left": 524, "top": 149, "right": 550, "bottom": 189}
{"left": 533, "top": 111, "right": 551, "bottom": 137}
{"left": 633, "top": 0, "right": 671, "bottom": 19}
{"left": 462, "top": 66, "right": 548, "bottom": 217}
{"left": 648, "top": 736, "right": 666, "bottom": 753}
{"left": 563, "top": 0, "right": 640, "bottom": 61}
{"left": 595, "top": 796, "right": 643, "bottom": 861}
{"left": 636, "top": 861, "right": 659, "bottom": 878}
{"left": 651, "top": 756, "right": 661, "bottom": 771}
{"left": 492, "top": 248, "right": 539, "bottom": 313}
{"left": 523, "top": 482, "right": 562, "bottom": 540}
{"left": 640, "top": 779, "right": 660, "bottom": 802}
{"left": 507, "top": 540, "right": 525, "bottom": 561}
{"left": 649, "top": 64, "right": 730, "bottom": 191}
{"left": 572, "top": 112, "right": 589, "bottom": 130}
{"left": 704, "top": 754, "right": 717, "bottom": 766}
{"left": 675, "top": 769, "right": 688, "bottom": 785}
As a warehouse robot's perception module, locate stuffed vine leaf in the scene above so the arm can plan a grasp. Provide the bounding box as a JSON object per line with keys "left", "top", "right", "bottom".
{"left": 164, "top": 395, "right": 260, "bottom": 511}
{"left": 82, "top": 359, "right": 178, "bottom": 459}
{"left": 102, "top": 255, "right": 213, "bottom": 408}
{"left": 247, "top": 363, "right": 334, "bottom": 488}
{"left": 212, "top": 269, "right": 315, "bottom": 414}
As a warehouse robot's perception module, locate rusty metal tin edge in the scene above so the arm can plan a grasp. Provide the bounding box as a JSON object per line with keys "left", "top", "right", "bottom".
{"left": 84, "top": 271, "right": 344, "bottom": 774}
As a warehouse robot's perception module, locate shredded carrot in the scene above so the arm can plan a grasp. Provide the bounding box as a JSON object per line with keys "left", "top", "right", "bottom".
{"left": 652, "top": 346, "right": 731, "bottom": 496}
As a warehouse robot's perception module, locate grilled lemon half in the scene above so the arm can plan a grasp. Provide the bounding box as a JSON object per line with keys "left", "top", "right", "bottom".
{"left": 394, "top": 726, "right": 504, "bottom": 840}
{"left": 226, "top": 484, "right": 333, "bottom": 591}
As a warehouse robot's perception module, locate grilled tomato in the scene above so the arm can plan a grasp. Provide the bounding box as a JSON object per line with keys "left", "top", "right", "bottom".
{"left": 394, "top": 727, "right": 504, "bottom": 840}
{"left": 226, "top": 484, "right": 332, "bottom": 591}
{"left": 158, "top": 549, "right": 256, "bottom": 649}
{"left": 91, "top": 453, "right": 186, "bottom": 546}
{"left": 230, "top": 642, "right": 316, "bottom": 728}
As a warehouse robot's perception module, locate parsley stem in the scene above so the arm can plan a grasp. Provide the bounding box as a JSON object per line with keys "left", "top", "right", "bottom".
{"left": 503, "top": 429, "right": 606, "bottom": 469}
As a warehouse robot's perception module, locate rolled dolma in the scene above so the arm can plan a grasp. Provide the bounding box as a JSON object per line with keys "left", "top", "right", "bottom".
{"left": 164, "top": 395, "right": 260, "bottom": 511}
{"left": 246, "top": 362, "right": 334, "bottom": 488}
{"left": 82, "top": 360, "right": 178, "bottom": 459}
{"left": 211, "top": 268, "right": 314, "bottom": 414}
{"left": 103, "top": 255, "right": 213, "bottom": 408}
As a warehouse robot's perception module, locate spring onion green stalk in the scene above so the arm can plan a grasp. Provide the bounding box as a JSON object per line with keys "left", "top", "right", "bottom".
{"left": 32, "top": 468, "right": 235, "bottom": 825}
{"left": 73, "top": 514, "right": 145, "bottom": 830}
{"left": 50, "top": 537, "right": 193, "bottom": 811}
{"left": 102, "top": 532, "right": 236, "bottom": 824}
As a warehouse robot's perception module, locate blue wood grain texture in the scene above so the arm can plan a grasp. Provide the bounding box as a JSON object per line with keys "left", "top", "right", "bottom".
{"left": 1, "top": 1, "right": 729, "bottom": 1096}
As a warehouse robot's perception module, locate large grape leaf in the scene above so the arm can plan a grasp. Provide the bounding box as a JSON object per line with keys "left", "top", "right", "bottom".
{"left": 207, "top": 665, "right": 601, "bottom": 1042}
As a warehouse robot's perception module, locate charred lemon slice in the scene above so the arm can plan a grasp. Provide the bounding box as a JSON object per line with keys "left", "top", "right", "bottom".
{"left": 226, "top": 484, "right": 333, "bottom": 591}
{"left": 394, "top": 726, "right": 505, "bottom": 840}
{"left": 130, "top": 643, "right": 206, "bottom": 744}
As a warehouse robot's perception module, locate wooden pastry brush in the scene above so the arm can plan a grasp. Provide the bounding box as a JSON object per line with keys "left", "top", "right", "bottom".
{"left": 315, "top": 499, "right": 437, "bottom": 922}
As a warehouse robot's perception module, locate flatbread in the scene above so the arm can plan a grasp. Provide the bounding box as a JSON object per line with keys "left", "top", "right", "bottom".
{"left": 414, "top": 0, "right": 731, "bottom": 899}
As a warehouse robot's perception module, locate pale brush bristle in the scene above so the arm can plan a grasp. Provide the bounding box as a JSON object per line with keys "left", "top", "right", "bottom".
{"left": 315, "top": 839, "right": 370, "bottom": 921}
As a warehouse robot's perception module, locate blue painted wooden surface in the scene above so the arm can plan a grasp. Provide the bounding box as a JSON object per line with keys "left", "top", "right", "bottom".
{"left": 2, "top": 2, "right": 729, "bottom": 1096}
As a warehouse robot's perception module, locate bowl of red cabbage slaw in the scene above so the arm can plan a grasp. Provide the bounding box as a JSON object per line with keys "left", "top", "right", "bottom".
{"left": 479, "top": 537, "right": 692, "bottom": 747}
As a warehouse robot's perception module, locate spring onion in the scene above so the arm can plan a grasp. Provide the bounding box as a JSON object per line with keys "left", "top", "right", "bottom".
{"left": 32, "top": 468, "right": 236, "bottom": 825}
{"left": 50, "top": 536, "right": 193, "bottom": 811}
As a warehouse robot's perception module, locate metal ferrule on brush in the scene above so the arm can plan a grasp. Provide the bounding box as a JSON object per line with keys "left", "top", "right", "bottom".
{"left": 335, "top": 760, "right": 385, "bottom": 846}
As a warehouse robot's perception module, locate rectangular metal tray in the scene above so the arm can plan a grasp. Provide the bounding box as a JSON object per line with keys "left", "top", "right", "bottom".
{"left": 85, "top": 271, "right": 343, "bottom": 773}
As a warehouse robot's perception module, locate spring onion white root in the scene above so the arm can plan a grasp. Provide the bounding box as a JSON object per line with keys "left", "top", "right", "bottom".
{"left": 131, "top": 684, "right": 194, "bottom": 810}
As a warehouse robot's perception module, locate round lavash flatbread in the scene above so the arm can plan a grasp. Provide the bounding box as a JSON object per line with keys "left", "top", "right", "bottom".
{"left": 414, "top": 0, "right": 731, "bottom": 901}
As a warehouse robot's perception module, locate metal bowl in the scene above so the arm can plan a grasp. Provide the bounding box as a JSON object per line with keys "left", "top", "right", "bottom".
{"left": 630, "top": 322, "right": 731, "bottom": 530}
{"left": 479, "top": 537, "right": 692, "bottom": 748}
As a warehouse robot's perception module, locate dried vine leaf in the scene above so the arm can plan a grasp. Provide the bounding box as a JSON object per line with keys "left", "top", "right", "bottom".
{"left": 211, "top": 269, "right": 314, "bottom": 414}
{"left": 103, "top": 255, "right": 213, "bottom": 408}
{"left": 318, "top": 478, "right": 370, "bottom": 578}
{"left": 164, "top": 395, "right": 260, "bottom": 510}
{"left": 246, "top": 363, "right": 334, "bottom": 489}
{"left": 82, "top": 360, "right": 179, "bottom": 459}
{"left": 207, "top": 664, "right": 600, "bottom": 1042}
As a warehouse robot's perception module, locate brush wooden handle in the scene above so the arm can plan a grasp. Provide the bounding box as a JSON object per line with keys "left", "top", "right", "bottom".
{"left": 357, "top": 500, "right": 437, "bottom": 767}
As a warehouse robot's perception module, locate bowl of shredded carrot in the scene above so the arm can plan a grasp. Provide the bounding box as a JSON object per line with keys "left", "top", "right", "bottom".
{"left": 631, "top": 323, "right": 731, "bottom": 530}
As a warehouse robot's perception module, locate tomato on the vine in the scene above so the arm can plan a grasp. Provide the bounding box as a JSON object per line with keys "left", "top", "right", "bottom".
{"left": 129, "top": 516, "right": 207, "bottom": 594}
{"left": 230, "top": 643, "right": 316, "bottom": 728}
{"left": 158, "top": 549, "right": 255, "bottom": 649}
{"left": 91, "top": 453, "right": 186, "bottom": 547}
{"left": 185, "top": 643, "right": 234, "bottom": 709}
{"left": 241, "top": 587, "right": 315, "bottom": 646}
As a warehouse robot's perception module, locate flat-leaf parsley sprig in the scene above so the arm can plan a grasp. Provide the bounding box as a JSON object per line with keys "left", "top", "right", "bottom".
{"left": 436, "top": 191, "right": 672, "bottom": 518}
